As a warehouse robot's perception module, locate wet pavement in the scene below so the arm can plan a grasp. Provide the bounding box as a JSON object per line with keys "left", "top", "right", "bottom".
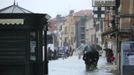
{"left": 48, "top": 55, "right": 118, "bottom": 75}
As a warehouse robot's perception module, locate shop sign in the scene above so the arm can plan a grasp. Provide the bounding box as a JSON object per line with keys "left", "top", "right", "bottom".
{"left": 92, "top": 0, "right": 115, "bottom": 7}
{"left": 121, "top": 41, "right": 134, "bottom": 75}
{"left": 121, "top": 41, "right": 134, "bottom": 65}
{"left": 0, "top": 19, "right": 24, "bottom": 25}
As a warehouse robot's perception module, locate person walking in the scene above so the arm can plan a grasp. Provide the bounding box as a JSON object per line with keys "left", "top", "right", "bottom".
{"left": 82, "top": 44, "right": 99, "bottom": 71}
{"left": 104, "top": 48, "right": 115, "bottom": 63}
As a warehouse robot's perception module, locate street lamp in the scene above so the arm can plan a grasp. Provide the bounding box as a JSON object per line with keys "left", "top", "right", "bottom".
{"left": 43, "top": 14, "right": 51, "bottom": 75}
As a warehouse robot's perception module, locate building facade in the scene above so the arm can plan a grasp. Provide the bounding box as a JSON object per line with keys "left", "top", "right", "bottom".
{"left": 85, "top": 15, "right": 95, "bottom": 44}
{"left": 101, "top": 0, "right": 134, "bottom": 74}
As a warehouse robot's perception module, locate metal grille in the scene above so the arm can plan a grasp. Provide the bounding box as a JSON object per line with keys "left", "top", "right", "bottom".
{"left": 0, "top": 31, "right": 27, "bottom": 64}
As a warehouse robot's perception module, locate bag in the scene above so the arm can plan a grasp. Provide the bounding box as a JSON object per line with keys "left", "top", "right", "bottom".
{"left": 110, "top": 56, "right": 115, "bottom": 61}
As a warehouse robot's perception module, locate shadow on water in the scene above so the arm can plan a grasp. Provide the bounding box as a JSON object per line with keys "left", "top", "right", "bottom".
{"left": 83, "top": 67, "right": 114, "bottom": 75}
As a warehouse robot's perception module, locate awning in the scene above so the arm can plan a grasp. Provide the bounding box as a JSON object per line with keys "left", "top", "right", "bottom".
{"left": 101, "top": 29, "right": 131, "bottom": 37}
{"left": 101, "top": 29, "right": 118, "bottom": 37}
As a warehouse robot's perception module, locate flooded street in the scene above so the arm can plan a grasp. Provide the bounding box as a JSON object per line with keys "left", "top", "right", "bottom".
{"left": 48, "top": 54, "right": 117, "bottom": 75}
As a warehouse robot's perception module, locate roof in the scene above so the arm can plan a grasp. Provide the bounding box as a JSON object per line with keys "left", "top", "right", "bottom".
{"left": 0, "top": 2, "right": 33, "bottom": 13}
{"left": 74, "top": 10, "right": 93, "bottom": 16}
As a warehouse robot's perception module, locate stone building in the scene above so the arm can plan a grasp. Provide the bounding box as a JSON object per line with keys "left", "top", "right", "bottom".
{"left": 85, "top": 14, "right": 95, "bottom": 44}
{"left": 62, "top": 10, "right": 76, "bottom": 49}
{"left": 74, "top": 10, "right": 93, "bottom": 47}
{"left": 101, "top": 0, "right": 134, "bottom": 74}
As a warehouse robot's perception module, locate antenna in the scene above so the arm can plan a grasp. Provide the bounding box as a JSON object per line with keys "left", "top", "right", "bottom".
{"left": 17, "top": 2, "right": 18, "bottom": 6}
{"left": 13, "top": 0, "right": 15, "bottom": 5}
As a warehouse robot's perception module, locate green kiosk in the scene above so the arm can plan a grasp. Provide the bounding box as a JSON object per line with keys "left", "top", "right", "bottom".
{"left": 0, "top": 13, "right": 50, "bottom": 75}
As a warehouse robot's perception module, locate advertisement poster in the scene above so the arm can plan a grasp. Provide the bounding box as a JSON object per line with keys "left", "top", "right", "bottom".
{"left": 121, "top": 41, "right": 134, "bottom": 75}
{"left": 121, "top": 41, "right": 134, "bottom": 65}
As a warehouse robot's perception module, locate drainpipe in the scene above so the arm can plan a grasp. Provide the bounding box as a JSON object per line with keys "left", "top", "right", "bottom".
{"left": 115, "top": 0, "right": 120, "bottom": 74}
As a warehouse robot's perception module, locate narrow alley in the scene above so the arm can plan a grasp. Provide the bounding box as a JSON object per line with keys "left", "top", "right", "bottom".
{"left": 48, "top": 53, "right": 118, "bottom": 75}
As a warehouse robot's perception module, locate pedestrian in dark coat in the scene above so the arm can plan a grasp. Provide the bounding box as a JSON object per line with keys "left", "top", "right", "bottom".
{"left": 83, "top": 51, "right": 99, "bottom": 67}
{"left": 104, "top": 48, "right": 115, "bottom": 63}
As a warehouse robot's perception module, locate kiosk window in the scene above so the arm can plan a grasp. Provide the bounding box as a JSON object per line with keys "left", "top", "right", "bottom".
{"left": 30, "top": 32, "right": 36, "bottom": 61}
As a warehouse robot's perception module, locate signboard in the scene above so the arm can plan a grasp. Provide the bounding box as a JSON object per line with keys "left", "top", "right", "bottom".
{"left": 93, "top": 7, "right": 105, "bottom": 20}
{"left": 121, "top": 41, "right": 134, "bottom": 75}
{"left": 92, "top": 0, "right": 115, "bottom": 7}
{"left": 0, "top": 19, "right": 24, "bottom": 25}
{"left": 121, "top": 41, "right": 134, "bottom": 65}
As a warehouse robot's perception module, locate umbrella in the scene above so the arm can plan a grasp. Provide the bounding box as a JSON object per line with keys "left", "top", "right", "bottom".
{"left": 77, "top": 44, "right": 101, "bottom": 54}
{"left": 76, "top": 44, "right": 94, "bottom": 53}
{"left": 91, "top": 44, "right": 102, "bottom": 50}
{"left": 103, "top": 48, "right": 113, "bottom": 53}
{"left": 76, "top": 44, "right": 86, "bottom": 54}
{"left": 76, "top": 44, "right": 85, "bottom": 51}
{"left": 84, "top": 44, "right": 94, "bottom": 52}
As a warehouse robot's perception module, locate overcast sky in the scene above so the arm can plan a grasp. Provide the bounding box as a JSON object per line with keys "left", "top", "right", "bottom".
{"left": 0, "top": 0, "right": 93, "bottom": 18}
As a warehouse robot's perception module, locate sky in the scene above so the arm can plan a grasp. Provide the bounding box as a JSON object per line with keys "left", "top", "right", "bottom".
{"left": 0, "top": 0, "right": 93, "bottom": 18}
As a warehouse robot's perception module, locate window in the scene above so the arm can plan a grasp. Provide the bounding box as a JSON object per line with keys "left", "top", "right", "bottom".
{"left": 81, "top": 34, "right": 85, "bottom": 39}
{"left": 81, "top": 27, "right": 85, "bottom": 32}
